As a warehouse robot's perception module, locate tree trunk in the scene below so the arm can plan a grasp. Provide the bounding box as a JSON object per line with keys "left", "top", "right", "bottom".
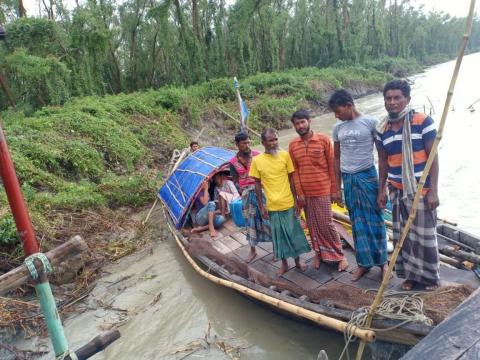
{"left": 18, "top": 0, "right": 26, "bottom": 17}
{"left": 0, "top": 73, "right": 16, "bottom": 108}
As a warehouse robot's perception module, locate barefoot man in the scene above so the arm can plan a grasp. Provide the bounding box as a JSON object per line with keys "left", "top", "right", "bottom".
{"left": 249, "top": 128, "right": 310, "bottom": 276}
{"left": 229, "top": 132, "right": 271, "bottom": 262}
{"left": 191, "top": 180, "right": 225, "bottom": 238}
{"left": 376, "top": 79, "right": 440, "bottom": 291}
{"left": 289, "top": 109, "right": 348, "bottom": 272}
{"left": 329, "top": 90, "right": 388, "bottom": 280}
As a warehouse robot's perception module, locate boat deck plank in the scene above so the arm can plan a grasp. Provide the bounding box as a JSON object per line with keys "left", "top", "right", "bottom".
{"left": 193, "top": 219, "right": 480, "bottom": 295}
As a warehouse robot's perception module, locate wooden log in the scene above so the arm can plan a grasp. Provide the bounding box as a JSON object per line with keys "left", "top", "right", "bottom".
{"left": 0, "top": 236, "right": 89, "bottom": 295}
{"left": 66, "top": 329, "right": 121, "bottom": 360}
{"left": 439, "top": 246, "right": 480, "bottom": 265}
{"left": 439, "top": 254, "right": 462, "bottom": 268}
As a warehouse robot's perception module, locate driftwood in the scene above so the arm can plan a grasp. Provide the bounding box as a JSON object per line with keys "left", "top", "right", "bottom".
{"left": 0, "top": 236, "right": 89, "bottom": 295}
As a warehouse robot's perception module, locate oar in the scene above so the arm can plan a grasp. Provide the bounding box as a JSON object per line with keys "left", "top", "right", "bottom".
{"left": 355, "top": 1, "right": 477, "bottom": 359}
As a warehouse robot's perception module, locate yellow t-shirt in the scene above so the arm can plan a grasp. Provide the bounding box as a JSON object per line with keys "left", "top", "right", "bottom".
{"left": 249, "top": 150, "right": 295, "bottom": 211}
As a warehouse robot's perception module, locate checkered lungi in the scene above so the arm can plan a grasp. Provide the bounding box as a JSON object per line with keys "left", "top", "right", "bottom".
{"left": 305, "top": 196, "right": 345, "bottom": 263}
{"left": 389, "top": 185, "right": 440, "bottom": 286}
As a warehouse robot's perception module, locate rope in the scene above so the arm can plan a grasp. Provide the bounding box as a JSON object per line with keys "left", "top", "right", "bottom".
{"left": 339, "top": 291, "right": 433, "bottom": 360}
{"left": 24, "top": 253, "right": 53, "bottom": 280}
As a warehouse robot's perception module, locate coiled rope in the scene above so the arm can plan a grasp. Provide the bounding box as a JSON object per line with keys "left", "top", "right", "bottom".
{"left": 339, "top": 290, "right": 433, "bottom": 360}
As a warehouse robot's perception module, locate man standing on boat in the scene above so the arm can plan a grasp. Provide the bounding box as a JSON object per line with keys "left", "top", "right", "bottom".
{"left": 329, "top": 90, "right": 388, "bottom": 280}
{"left": 288, "top": 109, "right": 348, "bottom": 272}
{"left": 376, "top": 79, "right": 440, "bottom": 291}
{"left": 249, "top": 128, "right": 311, "bottom": 276}
{"left": 229, "top": 132, "right": 271, "bottom": 263}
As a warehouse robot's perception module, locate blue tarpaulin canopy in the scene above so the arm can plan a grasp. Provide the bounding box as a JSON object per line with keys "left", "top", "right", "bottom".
{"left": 159, "top": 146, "right": 236, "bottom": 229}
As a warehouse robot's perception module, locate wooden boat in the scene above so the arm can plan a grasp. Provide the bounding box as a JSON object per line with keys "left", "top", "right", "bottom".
{"left": 158, "top": 146, "right": 480, "bottom": 346}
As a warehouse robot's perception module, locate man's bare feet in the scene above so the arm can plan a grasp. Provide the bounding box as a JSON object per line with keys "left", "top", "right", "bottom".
{"left": 401, "top": 280, "right": 415, "bottom": 291}
{"left": 191, "top": 227, "right": 202, "bottom": 233}
{"left": 295, "top": 259, "right": 307, "bottom": 272}
{"left": 312, "top": 255, "right": 321, "bottom": 270}
{"left": 351, "top": 267, "right": 369, "bottom": 281}
{"left": 277, "top": 260, "right": 288, "bottom": 277}
{"left": 425, "top": 283, "right": 439, "bottom": 291}
{"left": 338, "top": 259, "right": 349, "bottom": 272}
{"left": 246, "top": 250, "right": 257, "bottom": 263}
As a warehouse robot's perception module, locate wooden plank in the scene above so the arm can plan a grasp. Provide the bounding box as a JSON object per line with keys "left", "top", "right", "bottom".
{"left": 282, "top": 268, "right": 322, "bottom": 291}
{"left": 211, "top": 240, "right": 231, "bottom": 255}
{"left": 258, "top": 241, "right": 274, "bottom": 253}
{"left": 402, "top": 288, "right": 480, "bottom": 359}
{"left": 335, "top": 271, "right": 385, "bottom": 290}
{"left": 0, "top": 237, "right": 88, "bottom": 295}
{"left": 262, "top": 253, "right": 296, "bottom": 271}
{"left": 250, "top": 260, "right": 285, "bottom": 279}
{"left": 233, "top": 245, "right": 268, "bottom": 262}
{"left": 231, "top": 232, "right": 248, "bottom": 246}
{"left": 460, "top": 339, "right": 480, "bottom": 360}
{"left": 220, "top": 236, "right": 242, "bottom": 252}
{"left": 302, "top": 267, "right": 333, "bottom": 285}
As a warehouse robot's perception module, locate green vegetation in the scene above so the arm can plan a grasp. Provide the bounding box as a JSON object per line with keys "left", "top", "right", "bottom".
{"left": 0, "top": 66, "right": 390, "bottom": 248}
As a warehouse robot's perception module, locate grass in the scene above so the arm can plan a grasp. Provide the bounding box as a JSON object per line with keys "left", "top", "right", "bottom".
{"left": 0, "top": 63, "right": 398, "bottom": 253}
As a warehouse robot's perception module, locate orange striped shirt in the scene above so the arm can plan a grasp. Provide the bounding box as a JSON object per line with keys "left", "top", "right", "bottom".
{"left": 288, "top": 133, "right": 337, "bottom": 197}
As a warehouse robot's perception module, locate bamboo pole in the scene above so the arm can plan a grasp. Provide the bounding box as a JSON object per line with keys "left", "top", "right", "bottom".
{"left": 356, "top": 1, "right": 477, "bottom": 358}
{"left": 166, "top": 215, "right": 376, "bottom": 343}
{"left": 216, "top": 106, "right": 262, "bottom": 138}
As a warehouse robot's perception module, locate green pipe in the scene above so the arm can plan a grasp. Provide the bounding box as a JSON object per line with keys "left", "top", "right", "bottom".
{"left": 35, "top": 282, "right": 69, "bottom": 356}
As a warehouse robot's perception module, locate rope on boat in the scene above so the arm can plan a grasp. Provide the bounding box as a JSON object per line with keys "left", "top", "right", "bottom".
{"left": 339, "top": 291, "right": 432, "bottom": 360}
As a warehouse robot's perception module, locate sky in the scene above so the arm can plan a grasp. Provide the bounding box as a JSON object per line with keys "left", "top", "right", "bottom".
{"left": 21, "top": 0, "right": 479, "bottom": 18}
{"left": 410, "top": 0, "right": 478, "bottom": 18}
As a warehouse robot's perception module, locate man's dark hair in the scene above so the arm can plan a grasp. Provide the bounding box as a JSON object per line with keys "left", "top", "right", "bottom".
{"left": 261, "top": 128, "right": 277, "bottom": 142}
{"left": 383, "top": 79, "right": 411, "bottom": 97}
{"left": 291, "top": 109, "right": 310, "bottom": 123}
{"left": 328, "top": 89, "right": 354, "bottom": 109}
{"left": 234, "top": 131, "right": 249, "bottom": 144}
{"left": 189, "top": 141, "right": 199, "bottom": 148}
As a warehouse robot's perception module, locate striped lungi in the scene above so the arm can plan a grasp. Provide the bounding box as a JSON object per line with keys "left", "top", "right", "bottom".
{"left": 305, "top": 196, "right": 345, "bottom": 263}
{"left": 389, "top": 185, "right": 440, "bottom": 286}
{"left": 343, "top": 166, "right": 387, "bottom": 268}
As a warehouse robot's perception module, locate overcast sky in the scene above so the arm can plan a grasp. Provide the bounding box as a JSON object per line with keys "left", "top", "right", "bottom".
{"left": 410, "top": 0, "right": 477, "bottom": 18}
{"left": 22, "top": 0, "right": 478, "bottom": 18}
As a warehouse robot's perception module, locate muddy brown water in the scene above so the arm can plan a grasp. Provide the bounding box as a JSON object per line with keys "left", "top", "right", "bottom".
{"left": 12, "top": 53, "right": 480, "bottom": 360}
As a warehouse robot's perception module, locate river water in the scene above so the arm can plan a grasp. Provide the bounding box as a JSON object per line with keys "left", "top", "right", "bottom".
{"left": 28, "top": 53, "right": 480, "bottom": 360}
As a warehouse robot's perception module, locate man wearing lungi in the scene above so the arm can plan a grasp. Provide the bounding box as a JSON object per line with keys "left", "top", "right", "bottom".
{"left": 329, "top": 90, "right": 388, "bottom": 281}
{"left": 289, "top": 109, "right": 349, "bottom": 272}
{"left": 250, "top": 128, "right": 311, "bottom": 276}
{"left": 230, "top": 132, "right": 271, "bottom": 263}
{"left": 376, "top": 79, "right": 440, "bottom": 291}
